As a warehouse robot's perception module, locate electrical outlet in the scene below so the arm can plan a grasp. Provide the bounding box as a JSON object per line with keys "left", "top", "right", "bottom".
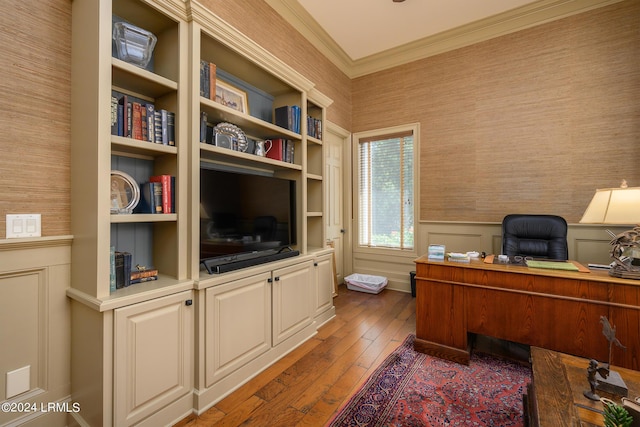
{"left": 6, "top": 214, "right": 41, "bottom": 238}
{"left": 6, "top": 365, "right": 30, "bottom": 398}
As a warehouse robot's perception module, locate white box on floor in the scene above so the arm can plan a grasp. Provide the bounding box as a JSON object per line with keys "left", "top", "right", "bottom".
{"left": 345, "top": 273, "right": 388, "bottom": 294}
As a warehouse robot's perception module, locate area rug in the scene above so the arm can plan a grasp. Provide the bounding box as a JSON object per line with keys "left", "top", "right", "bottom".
{"left": 327, "top": 334, "right": 531, "bottom": 427}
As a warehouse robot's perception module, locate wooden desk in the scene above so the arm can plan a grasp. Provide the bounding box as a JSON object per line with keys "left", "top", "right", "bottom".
{"left": 527, "top": 346, "right": 640, "bottom": 427}
{"left": 413, "top": 256, "right": 640, "bottom": 370}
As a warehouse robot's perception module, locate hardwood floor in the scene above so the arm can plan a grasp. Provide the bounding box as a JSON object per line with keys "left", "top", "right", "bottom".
{"left": 176, "top": 285, "right": 416, "bottom": 427}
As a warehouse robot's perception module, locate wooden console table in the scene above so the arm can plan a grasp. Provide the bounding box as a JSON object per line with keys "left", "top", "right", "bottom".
{"left": 527, "top": 346, "right": 640, "bottom": 427}
{"left": 413, "top": 256, "right": 640, "bottom": 370}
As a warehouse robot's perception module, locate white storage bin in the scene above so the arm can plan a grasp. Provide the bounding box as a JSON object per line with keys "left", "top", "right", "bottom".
{"left": 344, "top": 273, "right": 388, "bottom": 294}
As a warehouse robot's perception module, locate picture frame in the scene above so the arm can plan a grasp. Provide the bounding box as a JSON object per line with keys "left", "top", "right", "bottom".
{"left": 110, "top": 170, "right": 140, "bottom": 214}
{"left": 215, "top": 80, "right": 249, "bottom": 114}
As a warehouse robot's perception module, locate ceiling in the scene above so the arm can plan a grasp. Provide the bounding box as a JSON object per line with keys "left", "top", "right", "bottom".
{"left": 265, "top": 0, "right": 622, "bottom": 78}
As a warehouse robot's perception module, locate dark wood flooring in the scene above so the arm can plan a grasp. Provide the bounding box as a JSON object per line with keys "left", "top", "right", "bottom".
{"left": 175, "top": 284, "right": 416, "bottom": 426}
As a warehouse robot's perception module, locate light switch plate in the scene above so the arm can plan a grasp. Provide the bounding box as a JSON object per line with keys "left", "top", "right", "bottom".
{"left": 6, "top": 214, "right": 41, "bottom": 238}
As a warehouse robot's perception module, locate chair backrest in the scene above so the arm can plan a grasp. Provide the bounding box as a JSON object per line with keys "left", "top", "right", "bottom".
{"left": 501, "top": 214, "right": 568, "bottom": 260}
{"left": 254, "top": 215, "right": 277, "bottom": 241}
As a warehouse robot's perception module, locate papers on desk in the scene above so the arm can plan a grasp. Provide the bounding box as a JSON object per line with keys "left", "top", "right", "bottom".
{"left": 525, "top": 260, "right": 580, "bottom": 271}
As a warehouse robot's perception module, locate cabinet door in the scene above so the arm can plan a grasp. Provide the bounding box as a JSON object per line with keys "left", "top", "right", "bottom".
{"left": 205, "top": 272, "right": 271, "bottom": 387}
{"left": 273, "top": 261, "right": 314, "bottom": 345}
{"left": 114, "top": 290, "right": 194, "bottom": 426}
{"left": 314, "top": 254, "right": 333, "bottom": 317}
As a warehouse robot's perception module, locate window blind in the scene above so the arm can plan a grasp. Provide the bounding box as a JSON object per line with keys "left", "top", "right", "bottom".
{"left": 358, "top": 130, "right": 414, "bottom": 250}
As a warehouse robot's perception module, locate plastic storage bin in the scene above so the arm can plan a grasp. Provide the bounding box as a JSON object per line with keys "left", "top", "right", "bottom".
{"left": 345, "top": 273, "right": 388, "bottom": 294}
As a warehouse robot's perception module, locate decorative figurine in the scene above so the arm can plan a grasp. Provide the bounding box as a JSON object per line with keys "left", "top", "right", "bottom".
{"left": 595, "top": 316, "right": 629, "bottom": 397}
{"left": 601, "top": 315, "right": 627, "bottom": 366}
{"left": 584, "top": 359, "right": 610, "bottom": 401}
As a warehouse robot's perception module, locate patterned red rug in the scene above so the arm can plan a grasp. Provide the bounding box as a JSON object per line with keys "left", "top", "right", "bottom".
{"left": 327, "top": 335, "right": 531, "bottom": 427}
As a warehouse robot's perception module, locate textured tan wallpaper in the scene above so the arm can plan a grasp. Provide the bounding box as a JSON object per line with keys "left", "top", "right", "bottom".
{"left": 198, "top": 0, "right": 352, "bottom": 131}
{"left": 352, "top": 0, "right": 640, "bottom": 223}
{"left": 0, "top": 0, "right": 72, "bottom": 238}
{"left": 2, "top": 0, "right": 638, "bottom": 238}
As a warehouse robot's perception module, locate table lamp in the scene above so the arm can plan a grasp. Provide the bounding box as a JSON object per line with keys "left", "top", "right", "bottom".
{"left": 580, "top": 180, "right": 640, "bottom": 279}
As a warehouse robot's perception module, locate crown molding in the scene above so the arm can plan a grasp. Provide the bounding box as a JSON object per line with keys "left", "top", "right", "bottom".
{"left": 266, "top": 0, "right": 624, "bottom": 78}
{"left": 188, "top": 0, "right": 315, "bottom": 92}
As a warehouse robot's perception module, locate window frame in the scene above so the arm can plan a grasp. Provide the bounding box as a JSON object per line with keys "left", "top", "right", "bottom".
{"left": 352, "top": 123, "right": 420, "bottom": 257}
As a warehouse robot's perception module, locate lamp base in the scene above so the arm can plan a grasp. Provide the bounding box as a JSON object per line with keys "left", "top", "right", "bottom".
{"left": 596, "top": 370, "right": 629, "bottom": 397}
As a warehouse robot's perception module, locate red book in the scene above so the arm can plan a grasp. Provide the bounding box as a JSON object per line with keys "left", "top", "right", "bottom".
{"left": 266, "top": 138, "right": 285, "bottom": 161}
{"left": 150, "top": 175, "right": 172, "bottom": 214}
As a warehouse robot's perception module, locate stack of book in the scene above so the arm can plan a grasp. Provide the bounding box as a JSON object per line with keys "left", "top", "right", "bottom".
{"left": 111, "top": 90, "right": 175, "bottom": 146}
{"left": 111, "top": 249, "right": 132, "bottom": 291}
{"left": 274, "top": 105, "right": 301, "bottom": 134}
{"left": 307, "top": 115, "right": 323, "bottom": 139}
{"left": 136, "top": 174, "right": 175, "bottom": 214}
{"left": 199, "top": 60, "right": 217, "bottom": 100}
{"left": 265, "top": 138, "right": 295, "bottom": 163}
{"left": 447, "top": 252, "right": 471, "bottom": 263}
{"left": 130, "top": 266, "right": 158, "bottom": 285}
{"left": 110, "top": 248, "right": 160, "bottom": 293}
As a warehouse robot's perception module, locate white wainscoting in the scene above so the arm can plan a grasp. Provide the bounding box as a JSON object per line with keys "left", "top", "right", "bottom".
{"left": 351, "top": 222, "right": 629, "bottom": 294}
{"left": 0, "top": 236, "right": 72, "bottom": 427}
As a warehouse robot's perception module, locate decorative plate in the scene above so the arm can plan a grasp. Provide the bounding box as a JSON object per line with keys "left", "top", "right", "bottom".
{"left": 213, "top": 122, "right": 248, "bottom": 152}
{"left": 110, "top": 170, "right": 140, "bottom": 214}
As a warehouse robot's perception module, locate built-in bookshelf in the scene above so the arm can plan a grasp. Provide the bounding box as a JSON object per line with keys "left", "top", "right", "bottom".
{"left": 188, "top": 6, "right": 332, "bottom": 277}
{"left": 70, "top": 0, "right": 332, "bottom": 424}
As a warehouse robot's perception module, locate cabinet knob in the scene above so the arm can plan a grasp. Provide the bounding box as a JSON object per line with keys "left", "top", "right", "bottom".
{"left": 185, "top": 299, "right": 193, "bottom": 306}
{"left": 274, "top": 276, "right": 280, "bottom": 281}
{"left": 267, "top": 278, "right": 273, "bottom": 283}
{"left": 314, "top": 262, "right": 318, "bottom": 267}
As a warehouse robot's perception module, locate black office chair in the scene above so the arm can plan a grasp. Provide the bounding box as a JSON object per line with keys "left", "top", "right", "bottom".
{"left": 254, "top": 215, "right": 277, "bottom": 241}
{"left": 501, "top": 214, "right": 568, "bottom": 260}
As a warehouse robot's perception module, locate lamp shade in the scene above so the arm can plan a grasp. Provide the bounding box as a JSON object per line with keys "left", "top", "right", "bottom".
{"left": 580, "top": 187, "right": 640, "bottom": 224}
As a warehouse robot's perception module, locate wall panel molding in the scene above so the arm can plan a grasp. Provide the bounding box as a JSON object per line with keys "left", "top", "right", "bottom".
{"left": 0, "top": 236, "right": 72, "bottom": 427}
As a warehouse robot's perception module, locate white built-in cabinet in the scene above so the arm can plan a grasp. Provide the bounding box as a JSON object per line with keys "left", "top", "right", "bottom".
{"left": 69, "top": 0, "right": 334, "bottom": 425}
{"left": 313, "top": 253, "right": 334, "bottom": 320}
{"left": 114, "top": 290, "right": 194, "bottom": 426}
{"left": 204, "top": 272, "right": 272, "bottom": 387}
{"left": 272, "top": 261, "right": 314, "bottom": 345}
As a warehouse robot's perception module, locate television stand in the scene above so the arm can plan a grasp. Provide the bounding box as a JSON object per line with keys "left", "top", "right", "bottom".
{"left": 201, "top": 247, "right": 300, "bottom": 274}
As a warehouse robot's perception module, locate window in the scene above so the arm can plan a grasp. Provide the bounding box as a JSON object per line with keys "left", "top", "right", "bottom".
{"left": 356, "top": 126, "right": 416, "bottom": 250}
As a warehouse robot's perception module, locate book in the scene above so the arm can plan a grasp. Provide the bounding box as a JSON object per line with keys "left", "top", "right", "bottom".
{"left": 117, "top": 94, "right": 129, "bottom": 137}
{"left": 200, "top": 59, "right": 209, "bottom": 98}
{"left": 266, "top": 138, "right": 286, "bottom": 161}
{"left": 138, "top": 182, "right": 163, "bottom": 213}
{"left": 145, "top": 104, "right": 155, "bottom": 143}
{"left": 110, "top": 246, "right": 116, "bottom": 293}
{"left": 153, "top": 110, "right": 163, "bottom": 144}
{"left": 130, "top": 268, "right": 158, "bottom": 280}
{"left": 150, "top": 175, "right": 172, "bottom": 214}
{"left": 209, "top": 62, "right": 217, "bottom": 100}
{"left": 141, "top": 105, "right": 148, "bottom": 141}
{"left": 167, "top": 111, "right": 175, "bottom": 146}
{"left": 130, "top": 276, "right": 158, "bottom": 285}
{"left": 132, "top": 102, "right": 143, "bottom": 140}
{"left": 160, "top": 109, "right": 169, "bottom": 145}
{"left": 114, "top": 251, "right": 132, "bottom": 288}
{"left": 110, "top": 93, "right": 118, "bottom": 135}
{"left": 274, "top": 105, "right": 290, "bottom": 130}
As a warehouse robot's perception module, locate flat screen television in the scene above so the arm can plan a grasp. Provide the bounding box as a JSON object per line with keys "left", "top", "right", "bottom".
{"left": 200, "top": 163, "right": 297, "bottom": 271}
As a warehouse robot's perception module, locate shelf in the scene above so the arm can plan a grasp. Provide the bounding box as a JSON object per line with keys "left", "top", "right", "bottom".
{"left": 110, "top": 213, "right": 178, "bottom": 224}
{"left": 200, "top": 143, "right": 302, "bottom": 172}
{"left": 306, "top": 212, "right": 323, "bottom": 217}
{"left": 112, "top": 135, "right": 178, "bottom": 159}
{"left": 112, "top": 58, "right": 178, "bottom": 99}
{"left": 201, "top": 97, "right": 300, "bottom": 141}
{"left": 307, "top": 135, "right": 322, "bottom": 145}
{"left": 306, "top": 173, "right": 322, "bottom": 181}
